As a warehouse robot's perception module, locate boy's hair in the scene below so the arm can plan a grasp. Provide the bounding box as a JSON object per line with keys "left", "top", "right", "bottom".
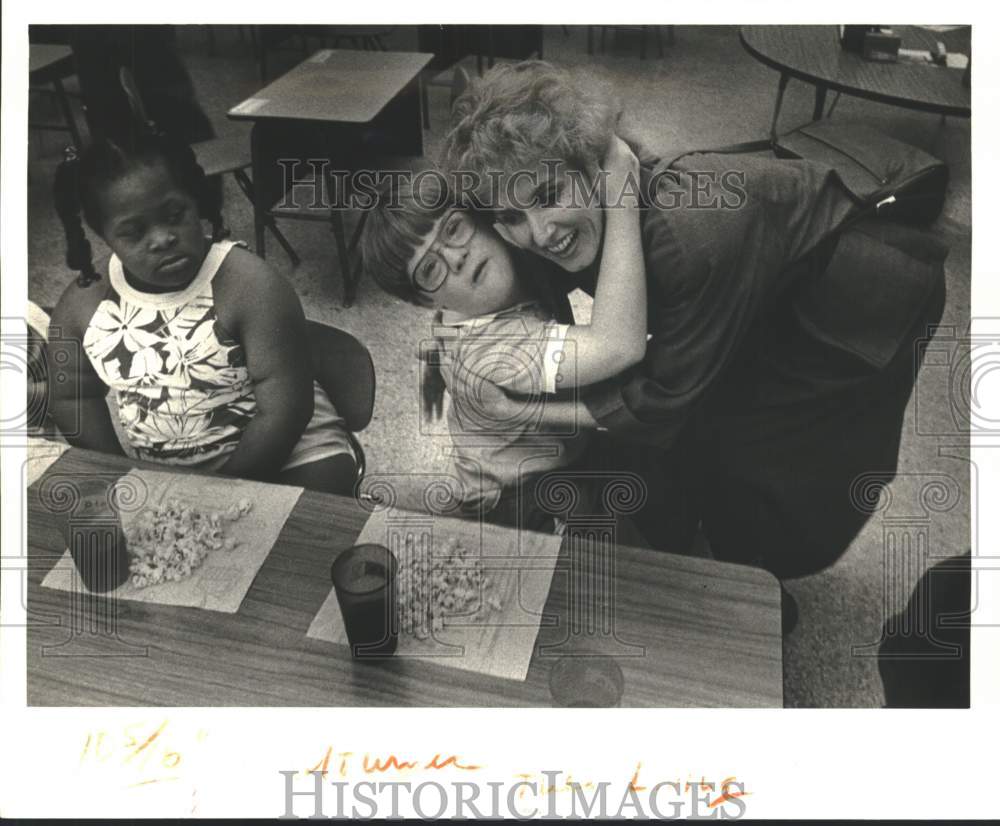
{"left": 358, "top": 166, "right": 458, "bottom": 418}
{"left": 53, "top": 130, "right": 223, "bottom": 286}
{"left": 358, "top": 165, "right": 456, "bottom": 307}
{"left": 439, "top": 60, "right": 620, "bottom": 203}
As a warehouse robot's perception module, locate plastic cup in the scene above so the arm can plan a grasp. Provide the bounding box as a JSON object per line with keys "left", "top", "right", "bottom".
{"left": 331, "top": 543, "right": 398, "bottom": 658}
{"left": 57, "top": 478, "right": 130, "bottom": 593}
{"left": 549, "top": 654, "right": 625, "bottom": 707}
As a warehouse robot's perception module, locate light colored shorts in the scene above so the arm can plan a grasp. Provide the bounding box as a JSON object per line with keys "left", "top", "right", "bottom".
{"left": 282, "top": 381, "right": 354, "bottom": 471}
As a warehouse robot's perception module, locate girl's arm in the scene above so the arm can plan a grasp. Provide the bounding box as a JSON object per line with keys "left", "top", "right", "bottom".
{"left": 48, "top": 285, "right": 125, "bottom": 455}
{"left": 213, "top": 250, "right": 314, "bottom": 481}
{"left": 554, "top": 135, "right": 647, "bottom": 388}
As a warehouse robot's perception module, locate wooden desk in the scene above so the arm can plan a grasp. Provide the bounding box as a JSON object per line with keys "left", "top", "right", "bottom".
{"left": 26, "top": 448, "right": 783, "bottom": 707}
{"left": 228, "top": 49, "right": 432, "bottom": 125}
{"left": 30, "top": 43, "right": 73, "bottom": 75}
{"left": 227, "top": 49, "right": 433, "bottom": 306}
{"left": 740, "top": 25, "right": 971, "bottom": 130}
{"left": 29, "top": 43, "right": 81, "bottom": 147}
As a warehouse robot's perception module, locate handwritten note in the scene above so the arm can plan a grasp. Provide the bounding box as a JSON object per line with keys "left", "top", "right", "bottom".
{"left": 78, "top": 719, "right": 208, "bottom": 791}
{"left": 306, "top": 747, "right": 482, "bottom": 779}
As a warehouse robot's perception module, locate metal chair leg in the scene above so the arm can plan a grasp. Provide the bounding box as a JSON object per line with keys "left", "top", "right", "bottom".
{"left": 52, "top": 77, "right": 82, "bottom": 148}
{"left": 348, "top": 208, "right": 367, "bottom": 254}
{"left": 812, "top": 84, "right": 829, "bottom": 121}
{"left": 826, "top": 91, "right": 842, "bottom": 118}
{"left": 330, "top": 210, "right": 352, "bottom": 306}
{"left": 420, "top": 77, "right": 430, "bottom": 129}
{"left": 342, "top": 208, "right": 368, "bottom": 307}
{"left": 233, "top": 167, "right": 300, "bottom": 266}
{"left": 267, "top": 219, "right": 301, "bottom": 267}
{"left": 348, "top": 432, "right": 366, "bottom": 486}
{"left": 248, "top": 126, "right": 267, "bottom": 255}
{"left": 344, "top": 258, "right": 362, "bottom": 307}
{"left": 769, "top": 73, "right": 790, "bottom": 143}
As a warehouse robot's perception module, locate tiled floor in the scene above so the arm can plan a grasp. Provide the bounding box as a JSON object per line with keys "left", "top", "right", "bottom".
{"left": 27, "top": 25, "right": 972, "bottom": 706}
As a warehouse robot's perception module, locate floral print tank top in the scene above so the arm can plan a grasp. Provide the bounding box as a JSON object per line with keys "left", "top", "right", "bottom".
{"left": 83, "top": 240, "right": 257, "bottom": 466}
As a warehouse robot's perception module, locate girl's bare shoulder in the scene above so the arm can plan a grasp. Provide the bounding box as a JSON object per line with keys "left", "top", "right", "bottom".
{"left": 213, "top": 243, "right": 304, "bottom": 330}
{"left": 215, "top": 243, "right": 286, "bottom": 292}
{"left": 50, "top": 275, "right": 112, "bottom": 339}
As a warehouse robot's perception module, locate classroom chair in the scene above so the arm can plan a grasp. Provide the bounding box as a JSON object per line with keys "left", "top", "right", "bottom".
{"left": 306, "top": 320, "right": 376, "bottom": 487}
{"left": 29, "top": 44, "right": 84, "bottom": 150}
{"left": 587, "top": 25, "right": 675, "bottom": 59}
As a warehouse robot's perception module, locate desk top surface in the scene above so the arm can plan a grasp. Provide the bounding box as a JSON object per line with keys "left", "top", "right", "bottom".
{"left": 29, "top": 44, "right": 73, "bottom": 76}
{"left": 26, "top": 447, "right": 783, "bottom": 707}
{"left": 227, "top": 49, "right": 434, "bottom": 124}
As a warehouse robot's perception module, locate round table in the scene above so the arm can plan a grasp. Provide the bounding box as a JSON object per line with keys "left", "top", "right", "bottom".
{"left": 740, "top": 25, "right": 970, "bottom": 133}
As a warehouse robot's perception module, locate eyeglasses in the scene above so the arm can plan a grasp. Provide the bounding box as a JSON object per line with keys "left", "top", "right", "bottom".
{"left": 411, "top": 210, "right": 477, "bottom": 294}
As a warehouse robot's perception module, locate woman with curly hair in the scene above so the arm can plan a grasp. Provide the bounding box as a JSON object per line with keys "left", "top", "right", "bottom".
{"left": 440, "top": 60, "right": 947, "bottom": 578}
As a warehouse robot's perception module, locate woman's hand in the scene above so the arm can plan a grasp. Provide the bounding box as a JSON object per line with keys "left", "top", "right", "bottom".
{"left": 603, "top": 134, "right": 641, "bottom": 209}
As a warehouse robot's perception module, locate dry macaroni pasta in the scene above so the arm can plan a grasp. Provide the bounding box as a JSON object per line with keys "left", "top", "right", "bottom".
{"left": 125, "top": 498, "right": 252, "bottom": 588}
{"left": 397, "top": 535, "right": 503, "bottom": 639}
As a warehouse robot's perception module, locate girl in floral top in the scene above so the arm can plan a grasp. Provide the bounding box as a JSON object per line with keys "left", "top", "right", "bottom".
{"left": 48, "top": 132, "right": 356, "bottom": 494}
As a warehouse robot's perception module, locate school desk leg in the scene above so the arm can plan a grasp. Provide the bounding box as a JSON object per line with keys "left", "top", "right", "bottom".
{"left": 812, "top": 84, "right": 829, "bottom": 122}
{"left": 249, "top": 122, "right": 267, "bottom": 258}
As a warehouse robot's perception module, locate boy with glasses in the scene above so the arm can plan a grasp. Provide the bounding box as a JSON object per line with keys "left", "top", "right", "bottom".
{"left": 360, "top": 141, "right": 647, "bottom": 531}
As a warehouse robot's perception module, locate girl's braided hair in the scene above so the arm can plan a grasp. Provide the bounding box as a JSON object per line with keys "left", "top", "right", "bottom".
{"left": 52, "top": 117, "right": 225, "bottom": 287}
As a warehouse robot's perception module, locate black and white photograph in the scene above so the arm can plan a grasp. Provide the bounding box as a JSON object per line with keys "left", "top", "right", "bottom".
{"left": 3, "top": 9, "right": 997, "bottom": 820}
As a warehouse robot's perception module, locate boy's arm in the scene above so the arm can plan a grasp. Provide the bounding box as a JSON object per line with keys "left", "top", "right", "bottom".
{"left": 214, "top": 251, "right": 314, "bottom": 480}
{"left": 48, "top": 285, "right": 125, "bottom": 455}
{"left": 470, "top": 375, "right": 600, "bottom": 431}
{"left": 551, "top": 135, "right": 647, "bottom": 388}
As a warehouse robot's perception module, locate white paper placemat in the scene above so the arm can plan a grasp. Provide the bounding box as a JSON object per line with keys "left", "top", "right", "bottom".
{"left": 307, "top": 507, "right": 563, "bottom": 681}
{"left": 41, "top": 468, "right": 302, "bottom": 613}
{"left": 25, "top": 437, "right": 70, "bottom": 487}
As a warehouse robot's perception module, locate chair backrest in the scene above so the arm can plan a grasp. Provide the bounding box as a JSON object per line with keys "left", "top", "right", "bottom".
{"left": 306, "top": 320, "right": 375, "bottom": 433}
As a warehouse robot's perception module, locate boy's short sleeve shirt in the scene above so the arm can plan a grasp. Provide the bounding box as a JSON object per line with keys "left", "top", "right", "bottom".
{"left": 434, "top": 302, "right": 586, "bottom": 514}
{"left": 437, "top": 302, "right": 570, "bottom": 408}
